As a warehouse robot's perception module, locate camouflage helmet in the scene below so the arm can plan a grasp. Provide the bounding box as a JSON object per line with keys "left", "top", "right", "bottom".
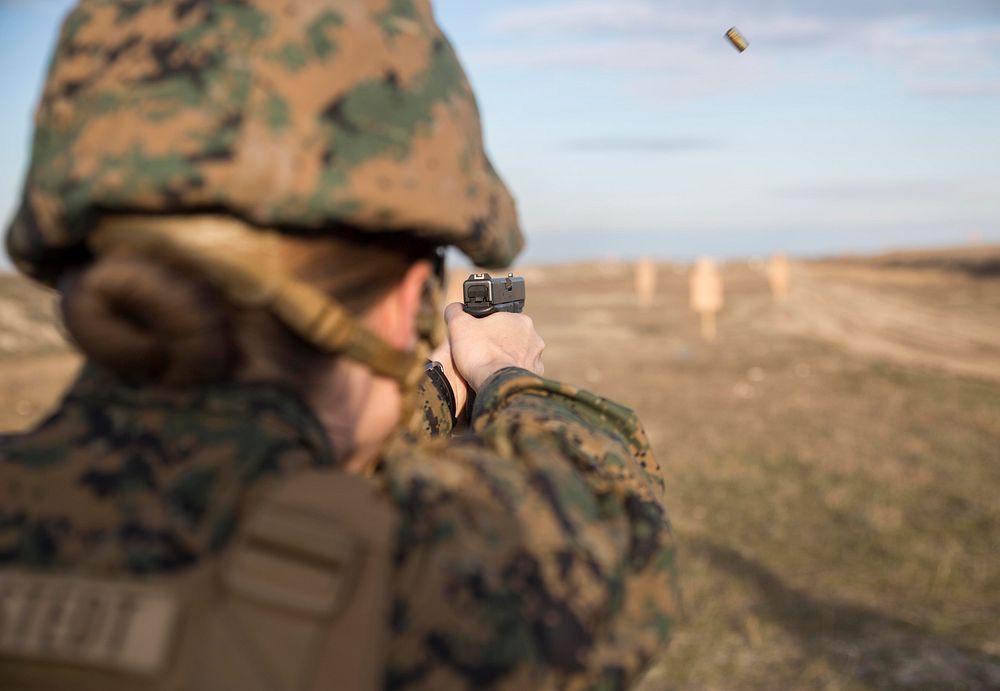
{"left": 6, "top": 0, "right": 523, "bottom": 282}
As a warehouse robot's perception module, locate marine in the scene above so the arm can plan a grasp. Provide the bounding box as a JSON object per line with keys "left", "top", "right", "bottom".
{"left": 0, "top": 1, "right": 680, "bottom": 689}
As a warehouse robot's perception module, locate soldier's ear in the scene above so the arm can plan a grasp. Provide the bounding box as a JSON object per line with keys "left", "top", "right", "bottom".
{"left": 363, "top": 260, "right": 432, "bottom": 351}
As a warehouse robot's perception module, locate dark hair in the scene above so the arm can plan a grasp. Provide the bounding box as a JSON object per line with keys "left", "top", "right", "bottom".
{"left": 61, "top": 229, "right": 439, "bottom": 388}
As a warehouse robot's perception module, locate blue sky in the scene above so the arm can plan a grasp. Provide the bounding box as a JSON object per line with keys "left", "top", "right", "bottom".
{"left": 2, "top": 0, "right": 999, "bottom": 264}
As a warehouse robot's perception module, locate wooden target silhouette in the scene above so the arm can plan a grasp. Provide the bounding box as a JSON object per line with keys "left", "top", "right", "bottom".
{"left": 690, "top": 258, "right": 724, "bottom": 340}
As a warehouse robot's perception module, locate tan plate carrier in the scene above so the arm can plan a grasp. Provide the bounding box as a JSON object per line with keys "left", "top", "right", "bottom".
{"left": 0, "top": 470, "right": 398, "bottom": 691}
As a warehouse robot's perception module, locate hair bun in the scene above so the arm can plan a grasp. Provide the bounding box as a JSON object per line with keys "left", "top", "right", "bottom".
{"left": 61, "top": 254, "right": 236, "bottom": 386}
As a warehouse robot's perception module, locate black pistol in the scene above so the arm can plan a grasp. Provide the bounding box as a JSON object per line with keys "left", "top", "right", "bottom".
{"left": 462, "top": 273, "right": 526, "bottom": 317}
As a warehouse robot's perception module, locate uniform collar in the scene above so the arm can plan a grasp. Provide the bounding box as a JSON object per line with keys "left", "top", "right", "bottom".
{"left": 61, "top": 364, "right": 335, "bottom": 466}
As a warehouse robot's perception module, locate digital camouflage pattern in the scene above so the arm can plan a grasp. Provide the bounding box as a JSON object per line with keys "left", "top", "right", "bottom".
{"left": 7, "top": 0, "right": 522, "bottom": 283}
{"left": 388, "top": 369, "right": 679, "bottom": 690}
{"left": 1, "top": 366, "right": 679, "bottom": 690}
{"left": 0, "top": 366, "right": 334, "bottom": 573}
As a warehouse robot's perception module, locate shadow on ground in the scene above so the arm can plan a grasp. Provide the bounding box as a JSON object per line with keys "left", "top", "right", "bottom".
{"left": 686, "top": 538, "right": 1000, "bottom": 691}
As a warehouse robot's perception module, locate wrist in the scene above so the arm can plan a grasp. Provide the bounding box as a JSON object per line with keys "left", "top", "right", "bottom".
{"left": 433, "top": 358, "right": 468, "bottom": 416}
{"left": 467, "top": 360, "right": 522, "bottom": 392}
{"left": 426, "top": 343, "right": 469, "bottom": 417}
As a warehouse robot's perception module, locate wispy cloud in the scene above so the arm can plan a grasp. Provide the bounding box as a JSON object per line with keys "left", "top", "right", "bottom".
{"left": 489, "top": 3, "right": 724, "bottom": 37}
{"left": 777, "top": 179, "right": 962, "bottom": 200}
{"left": 488, "top": 0, "right": 1000, "bottom": 34}
{"left": 0, "top": 0, "right": 67, "bottom": 8}
{"left": 487, "top": 2, "right": 833, "bottom": 43}
{"left": 479, "top": 1, "right": 1000, "bottom": 102}
{"left": 566, "top": 136, "right": 720, "bottom": 151}
{"left": 471, "top": 39, "right": 726, "bottom": 71}
{"left": 910, "top": 81, "right": 1000, "bottom": 97}
{"left": 859, "top": 23, "right": 1000, "bottom": 70}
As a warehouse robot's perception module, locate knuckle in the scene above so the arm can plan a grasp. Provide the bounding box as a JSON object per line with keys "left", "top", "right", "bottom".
{"left": 444, "top": 303, "right": 463, "bottom": 322}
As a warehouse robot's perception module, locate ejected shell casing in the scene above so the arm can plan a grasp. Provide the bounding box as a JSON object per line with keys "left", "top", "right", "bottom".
{"left": 726, "top": 27, "right": 748, "bottom": 52}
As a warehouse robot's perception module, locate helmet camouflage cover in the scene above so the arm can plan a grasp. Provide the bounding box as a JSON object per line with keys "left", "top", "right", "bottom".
{"left": 6, "top": 0, "right": 523, "bottom": 281}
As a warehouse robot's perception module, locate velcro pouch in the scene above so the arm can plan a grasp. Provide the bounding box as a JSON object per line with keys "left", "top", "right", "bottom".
{"left": 205, "top": 470, "right": 399, "bottom": 691}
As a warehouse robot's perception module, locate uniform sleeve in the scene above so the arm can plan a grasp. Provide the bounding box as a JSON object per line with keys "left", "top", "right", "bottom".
{"left": 383, "top": 368, "right": 679, "bottom": 691}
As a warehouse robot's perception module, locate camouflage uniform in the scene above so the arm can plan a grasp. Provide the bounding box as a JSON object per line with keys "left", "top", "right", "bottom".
{"left": 1, "top": 365, "right": 677, "bottom": 689}
{"left": 1, "top": 1, "right": 679, "bottom": 689}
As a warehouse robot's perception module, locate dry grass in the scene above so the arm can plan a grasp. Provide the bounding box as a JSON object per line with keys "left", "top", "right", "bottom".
{"left": 3, "top": 247, "right": 1000, "bottom": 690}
{"left": 523, "top": 254, "right": 1000, "bottom": 691}
{"left": 826, "top": 245, "right": 1000, "bottom": 279}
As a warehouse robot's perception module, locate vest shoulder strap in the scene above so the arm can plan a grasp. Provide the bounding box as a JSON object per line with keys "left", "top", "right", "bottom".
{"left": 218, "top": 469, "right": 400, "bottom": 691}
{"left": 0, "top": 470, "right": 397, "bottom": 691}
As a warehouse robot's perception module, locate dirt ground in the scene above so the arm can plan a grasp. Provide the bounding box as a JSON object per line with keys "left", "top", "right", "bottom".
{"left": 2, "top": 248, "right": 999, "bottom": 690}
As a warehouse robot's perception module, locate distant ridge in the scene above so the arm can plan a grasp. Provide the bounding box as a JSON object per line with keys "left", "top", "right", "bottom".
{"left": 817, "top": 245, "right": 1000, "bottom": 278}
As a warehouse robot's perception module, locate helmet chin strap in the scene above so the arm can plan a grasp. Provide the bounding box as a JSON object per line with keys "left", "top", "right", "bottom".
{"left": 89, "top": 216, "right": 438, "bottom": 426}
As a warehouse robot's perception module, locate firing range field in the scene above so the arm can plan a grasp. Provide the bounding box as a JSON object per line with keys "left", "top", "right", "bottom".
{"left": 2, "top": 247, "right": 1000, "bottom": 690}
